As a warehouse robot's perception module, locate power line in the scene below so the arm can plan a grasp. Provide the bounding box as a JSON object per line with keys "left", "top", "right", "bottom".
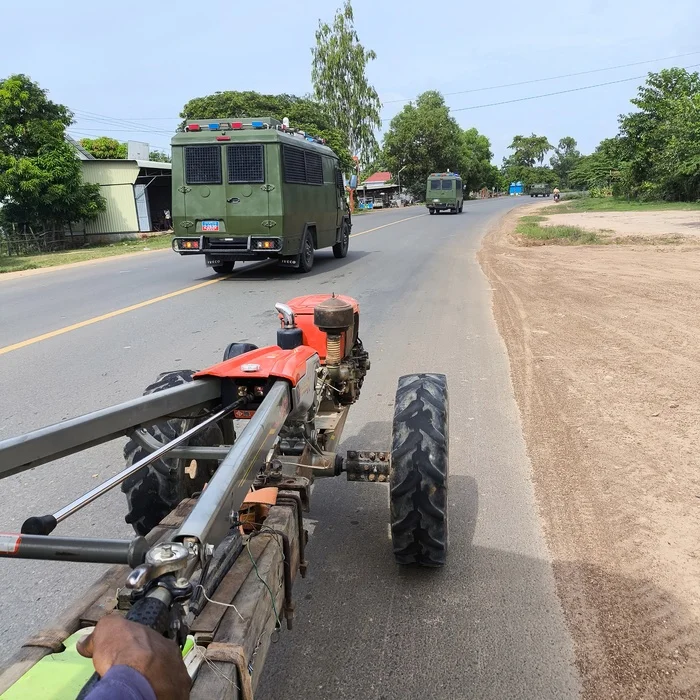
{"left": 380, "top": 62, "right": 700, "bottom": 121}
{"left": 73, "top": 109, "right": 173, "bottom": 136}
{"left": 381, "top": 49, "right": 700, "bottom": 106}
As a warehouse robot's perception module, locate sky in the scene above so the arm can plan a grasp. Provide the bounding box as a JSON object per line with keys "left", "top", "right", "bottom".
{"left": 2, "top": 0, "right": 699, "bottom": 165}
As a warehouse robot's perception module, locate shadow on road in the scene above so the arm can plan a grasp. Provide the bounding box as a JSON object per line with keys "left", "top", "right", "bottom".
{"left": 190, "top": 250, "right": 372, "bottom": 284}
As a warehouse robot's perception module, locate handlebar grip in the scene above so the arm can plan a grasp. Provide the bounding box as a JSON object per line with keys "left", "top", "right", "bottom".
{"left": 75, "top": 596, "right": 171, "bottom": 699}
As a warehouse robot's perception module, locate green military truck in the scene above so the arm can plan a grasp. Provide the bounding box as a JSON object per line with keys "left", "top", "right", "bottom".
{"left": 171, "top": 117, "right": 351, "bottom": 274}
{"left": 529, "top": 183, "right": 551, "bottom": 197}
{"left": 426, "top": 173, "right": 464, "bottom": 214}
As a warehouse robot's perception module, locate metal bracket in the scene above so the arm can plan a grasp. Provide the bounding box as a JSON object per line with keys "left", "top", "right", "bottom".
{"left": 345, "top": 451, "right": 391, "bottom": 482}
{"left": 128, "top": 429, "right": 231, "bottom": 461}
{"left": 177, "top": 185, "right": 192, "bottom": 193}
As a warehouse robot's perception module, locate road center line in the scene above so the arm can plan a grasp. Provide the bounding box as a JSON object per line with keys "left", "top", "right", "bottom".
{"left": 0, "top": 276, "right": 230, "bottom": 356}
{"left": 1, "top": 212, "right": 426, "bottom": 356}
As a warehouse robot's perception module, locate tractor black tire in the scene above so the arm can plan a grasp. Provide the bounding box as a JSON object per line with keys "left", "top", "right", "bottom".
{"left": 428, "top": 209, "right": 435, "bottom": 215}
{"left": 333, "top": 220, "right": 350, "bottom": 259}
{"left": 223, "top": 342, "right": 258, "bottom": 361}
{"left": 458, "top": 203, "right": 463, "bottom": 213}
{"left": 390, "top": 373, "right": 449, "bottom": 567}
{"left": 122, "top": 370, "right": 224, "bottom": 536}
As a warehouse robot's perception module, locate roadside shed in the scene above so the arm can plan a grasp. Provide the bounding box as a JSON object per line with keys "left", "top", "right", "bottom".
{"left": 509, "top": 181, "right": 524, "bottom": 196}
{"left": 79, "top": 159, "right": 172, "bottom": 239}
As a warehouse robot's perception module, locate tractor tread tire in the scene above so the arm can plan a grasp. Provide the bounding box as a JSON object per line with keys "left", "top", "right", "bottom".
{"left": 122, "top": 370, "right": 223, "bottom": 536}
{"left": 390, "top": 373, "right": 449, "bottom": 567}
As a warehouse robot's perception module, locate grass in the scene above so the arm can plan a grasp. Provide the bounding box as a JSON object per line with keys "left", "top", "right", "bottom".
{"left": 540, "top": 196, "right": 700, "bottom": 215}
{"left": 0, "top": 234, "right": 173, "bottom": 274}
{"left": 516, "top": 217, "right": 601, "bottom": 245}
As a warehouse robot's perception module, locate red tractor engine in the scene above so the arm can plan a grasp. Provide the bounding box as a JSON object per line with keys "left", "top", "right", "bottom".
{"left": 279, "top": 294, "right": 370, "bottom": 406}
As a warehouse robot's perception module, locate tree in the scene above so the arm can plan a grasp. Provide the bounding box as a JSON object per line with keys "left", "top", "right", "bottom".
{"left": 618, "top": 68, "right": 700, "bottom": 200}
{"left": 550, "top": 136, "right": 582, "bottom": 189}
{"left": 569, "top": 138, "right": 626, "bottom": 191}
{"left": 507, "top": 133, "right": 553, "bottom": 167}
{"left": 180, "top": 90, "right": 351, "bottom": 172}
{"left": 382, "top": 91, "right": 464, "bottom": 199}
{"left": 149, "top": 150, "right": 171, "bottom": 163}
{"left": 79, "top": 136, "right": 127, "bottom": 159}
{"left": 0, "top": 74, "right": 70, "bottom": 157}
{"left": 461, "top": 128, "right": 495, "bottom": 193}
{"left": 311, "top": 1, "right": 381, "bottom": 162}
{"left": 0, "top": 74, "right": 104, "bottom": 243}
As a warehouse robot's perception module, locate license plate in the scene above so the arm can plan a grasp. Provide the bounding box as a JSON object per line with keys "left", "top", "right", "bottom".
{"left": 202, "top": 220, "right": 219, "bottom": 232}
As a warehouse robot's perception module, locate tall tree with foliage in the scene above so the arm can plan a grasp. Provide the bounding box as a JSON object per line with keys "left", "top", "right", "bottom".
{"left": 461, "top": 128, "right": 496, "bottom": 193}
{"left": 550, "top": 136, "right": 582, "bottom": 189}
{"left": 618, "top": 68, "right": 700, "bottom": 200}
{"left": 311, "top": 1, "right": 381, "bottom": 162}
{"left": 506, "top": 134, "right": 553, "bottom": 168}
{"left": 382, "top": 91, "right": 464, "bottom": 199}
{"left": 181, "top": 90, "right": 351, "bottom": 171}
{"left": 79, "top": 136, "right": 127, "bottom": 159}
{"left": 0, "top": 74, "right": 104, "bottom": 245}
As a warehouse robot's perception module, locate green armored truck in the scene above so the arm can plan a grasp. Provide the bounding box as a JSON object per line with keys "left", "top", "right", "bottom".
{"left": 426, "top": 173, "right": 463, "bottom": 214}
{"left": 171, "top": 118, "right": 351, "bottom": 274}
{"left": 528, "top": 183, "right": 551, "bottom": 197}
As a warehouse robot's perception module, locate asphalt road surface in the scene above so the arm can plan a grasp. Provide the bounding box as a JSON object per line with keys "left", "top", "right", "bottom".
{"left": 0, "top": 201, "right": 581, "bottom": 699}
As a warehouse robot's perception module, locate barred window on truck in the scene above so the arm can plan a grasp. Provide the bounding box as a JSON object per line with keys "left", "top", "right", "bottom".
{"left": 227, "top": 144, "right": 264, "bottom": 183}
{"left": 283, "top": 146, "right": 324, "bottom": 185}
{"left": 185, "top": 146, "right": 222, "bottom": 185}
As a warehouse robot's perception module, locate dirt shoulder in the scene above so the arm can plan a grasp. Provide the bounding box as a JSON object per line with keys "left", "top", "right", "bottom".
{"left": 542, "top": 209, "right": 700, "bottom": 240}
{"left": 479, "top": 208, "right": 700, "bottom": 699}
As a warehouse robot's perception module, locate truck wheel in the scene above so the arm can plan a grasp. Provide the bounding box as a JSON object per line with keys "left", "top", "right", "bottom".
{"left": 429, "top": 209, "right": 435, "bottom": 215}
{"left": 122, "top": 370, "right": 224, "bottom": 536}
{"left": 458, "top": 203, "right": 463, "bottom": 213}
{"left": 212, "top": 261, "right": 235, "bottom": 274}
{"left": 390, "top": 373, "right": 449, "bottom": 567}
{"left": 333, "top": 220, "right": 350, "bottom": 259}
{"left": 298, "top": 230, "right": 315, "bottom": 273}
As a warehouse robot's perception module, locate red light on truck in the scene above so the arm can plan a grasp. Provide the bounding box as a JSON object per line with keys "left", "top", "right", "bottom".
{"left": 216, "top": 135, "right": 231, "bottom": 141}
{"left": 187, "top": 124, "right": 201, "bottom": 132}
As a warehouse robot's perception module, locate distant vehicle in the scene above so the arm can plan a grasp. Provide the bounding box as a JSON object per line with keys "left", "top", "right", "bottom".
{"left": 426, "top": 173, "right": 464, "bottom": 214}
{"left": 373, "top": 197, "right": 384, "bottom": 209}
{"left": 170, "top": 117, "right": 351, "bottom": 274}
{"left": 528, "top": 183, "right": 552, "bottom": 197}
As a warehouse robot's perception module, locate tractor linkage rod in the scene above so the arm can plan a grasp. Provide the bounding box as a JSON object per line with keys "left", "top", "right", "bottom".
{"left": 21, "top": 400, "right": 243, "bottom": 536}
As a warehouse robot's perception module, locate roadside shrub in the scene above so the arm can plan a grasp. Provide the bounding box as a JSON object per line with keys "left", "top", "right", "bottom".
{"left": 561, "top": 191, "right": 587, "bottom": 201}
{"left": 589, "top": 186, "right": 613, "bottom": 198}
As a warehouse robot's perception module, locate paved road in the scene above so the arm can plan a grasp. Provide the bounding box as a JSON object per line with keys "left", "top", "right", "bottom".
{"left": 0, "top": 200, "right": 581, "bottom": 698}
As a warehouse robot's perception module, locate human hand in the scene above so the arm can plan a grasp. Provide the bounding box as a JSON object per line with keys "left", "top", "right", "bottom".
{"left": 77, "top": 614, "right": 190, "bottom": 700}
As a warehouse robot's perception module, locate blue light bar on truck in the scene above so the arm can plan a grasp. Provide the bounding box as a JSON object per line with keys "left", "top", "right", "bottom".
{"left": 208, "top": 123, "right": 219, "bottom": 130}
{"left": 251, "top": 121, "right": 264, "bottom": 129}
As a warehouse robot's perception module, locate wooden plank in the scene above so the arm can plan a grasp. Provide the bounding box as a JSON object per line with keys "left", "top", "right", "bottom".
{"left": 191, "top": 506, "right": 299, "bottom": 699}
